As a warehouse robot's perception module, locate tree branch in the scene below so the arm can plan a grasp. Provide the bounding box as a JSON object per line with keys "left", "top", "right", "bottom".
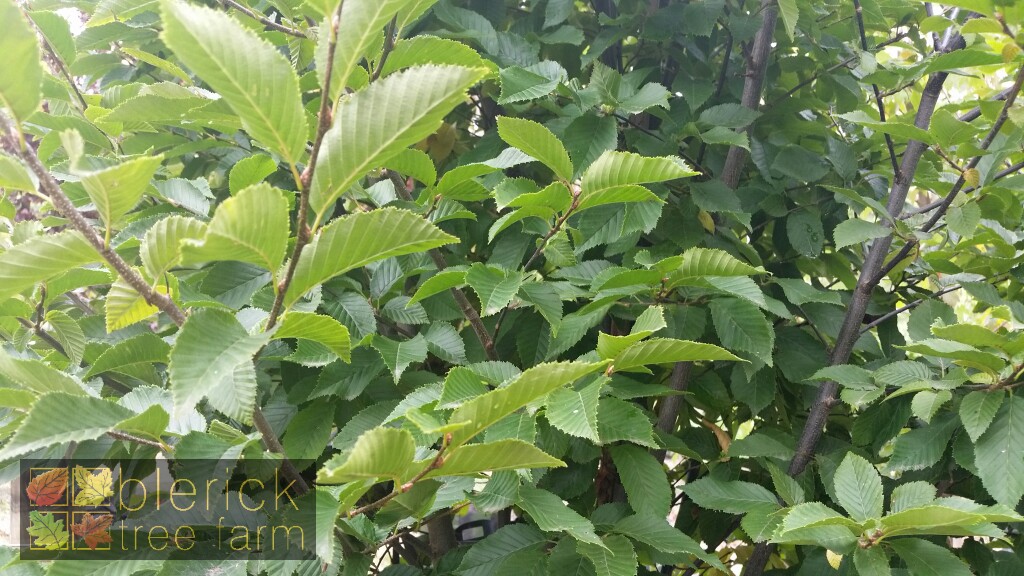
{"left": 853, "top": 0, "right": 901, "bottom": 178}
{"left": 654, "top": 362, "right": 692, "bottom": 462}
{"left": 265, "top": 3, "right": 344, "bottom": 331}
{"left": 858, "top": 282, "right": 965, "bottom": 334}
{"left": 220, "top": 0, "right": 307, "bottom": 38}
{"left": 386, "top": 171, "right": 498, "bottom": 360}
{"left": 721, "top": 0, "right": 778, "bottom": 189}
{"left": 873, "top": 64, "right": 1024, "bottom": 283}
{"left": 742, "top": 30, "right": 966, "bottom": 576}
{"left": 903, "top": 160, "right": 1024, "bottom": 218}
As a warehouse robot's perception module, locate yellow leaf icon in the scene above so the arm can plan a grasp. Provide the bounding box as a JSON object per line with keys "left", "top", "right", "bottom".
{"left": 73, "top": 466, "right": 113, "bottom": 506}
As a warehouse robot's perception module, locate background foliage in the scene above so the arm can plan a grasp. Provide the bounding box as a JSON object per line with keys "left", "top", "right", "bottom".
{"left": 0, "top": 0, "right": 1023, "bottom": 574}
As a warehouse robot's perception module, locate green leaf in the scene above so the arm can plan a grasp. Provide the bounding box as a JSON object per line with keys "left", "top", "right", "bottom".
{"left": 853, "top": 547, "right": 892, "bottom": 576}
{"left": 777, "top": 0, "right": 799, "bottom": 38}
{"left": 43, "top": 310, "right": 86, "bottom": 366}
{"left": 677, "top": 248, "right": 765, "bottom": 278}
{"left": 466, "top": 264, "right": 524, "bottom": 316}
{"left": 228, "top": 154, "right": 277, "bottom": 195}
{"left": 498, "top": 61, "right": 566, "bottom": 104}
{"left": 160, "top": 0, "right": 308, "bottom": 163}
{"left": 0, "top": 353, "right": 83, "bottom": 396}
{"left": 833, "top": 218, "right": 888, "bottom": 250}
{"left": 140, "top": 216, "right": 206, "bottom": 279}
{"left": 709, "top": 298, "right": 774, "bottom": 364}
{"left": 887, "top": 415, "right": 959, "bottom": 472}
{"left": 317, "top": 427, "right": 415, "bottom": 484}
{"left": 614, "top": 337, "right": 740, "bottom": 371}
{"left": 0, "top": 231, "right": 99, "bottom": 303}
{"left": 975, "top": 395, "right": 1024, "bottom": 507}
{"left": 0, "top": 0, "right": 42, "bottom": 121}
{"left": 381, "top": 35, "right": 490, "bottom": 78}
{"left": 371, "top": 334, "right": 428, "bottom": 383}
{"left": 609, "top": 444, "right": 671, "bottom": 517}
{"left": 84, "top": 333, "right": 171, "bottom": 380}
{"left": 309, "top": 65, "right": 486, "bottom": 219}
{"left": 834, "top": 453, "right": 883, "bottom": 521}
{"left": 580, "top": 151, "right": 696, "bottom": 205}
{"left": 0, "top": 392, "right": 133, "bottom": 460}
{"left": 448, "top": 361, "right": 603, "bottom": 447}
{"left": 275, "top": 312, "right": 352, "bottom": 363}
{"left": 104, "top": 274, "right": 172, "bottom": 333}
{"left": 612, "top": 513, "right": 726, "bottom": 569}
{"left": 181, "top": 183, "right": 289, "bottom": 273}
{"left": 457, "top": 524, "right": 546, "bottom": 576}
{"left": 697, "top": 103, "right": 761, "bottom": 129}
{"left": 881, "top": 505, "right": 987, "bottom": 537}
{"left": 888, "top": 538, "right": 972, "bottom": 576}
{"left": 0, "top": 154, "right": 34, "bottom": 191}
{"left": 890, "top": 482, "right": 937, "bottom": 514}
{"left": 168, "top": 308, "right": 270, "bottom": 424}
{"left": 517, "top": 486, "right": 602, "bottom": 545}
{"left": 325, "top": 0, "right": 415, "bottom": 94}
{"left": 577, "top": 534, "right": 636, "bottom": 576}
{"left": 786, "top": 208, "right": 825, "bottom": 256}
{"left": 27, "top": 511, "right": 68, "bottom": 551}
{"left": 960, "top": 390, "right": 1003, "bottom": 442}
{"left": 545, "top": 379, "right": 603, "bottom": 441}
{"left": 285, "top": 208, "right": 457, "bottom": 307}
{"left": 283, "top": 403, "right": 335, "bottom": 462}
{"left": 423, "top": 322, "right": 468, "bottom": 365}
{"left": 428, "top": 439, "right": 564, "bottom": 476}
{"left": 947, "top": 202, "right": 981, "bottom": 238}
{"left": 78, "top": 155, "right": 162, "bottom": 233}
{"left": 385, "top": 148, "right": 437, "bottom": 186}
{"left": 597, "top": 397, "right": 657, "bottom": 448}
{"left": 682, "top": 477, "right": 778, "bottom": 514}
{"left": 496, "top": 117, "right": 573, "bottom": 182}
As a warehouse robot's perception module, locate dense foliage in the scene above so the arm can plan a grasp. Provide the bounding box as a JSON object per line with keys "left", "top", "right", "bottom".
{"left": 0, "top": 0, "right": 1023, "bottom": 574}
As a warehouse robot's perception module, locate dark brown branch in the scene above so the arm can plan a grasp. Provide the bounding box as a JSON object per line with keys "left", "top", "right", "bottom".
{"left": 873, "top": 64, "right": 1024, "bottom": 283}
{"left": 387, "top": 171, "right": 498, "bottom": 361}
{"left": 220, "top": 0, "right": 307, "bottom": 38}
{"left": 903, "top": 160, "right": 1024, "bottom": 218}
{"left": 743, "top": 30, "right": 967, "bottom": 576}
{"left": 654, "top": 362, "right": 692, "bottom": 462}
{"left": 720, "top": 0, "right": 778, "bottom": 189}
{"left": 370, "top": 17, "right": 398, "bottom": 82}
{"left": 858, "top": 283, "right": 964, "bottom": 334}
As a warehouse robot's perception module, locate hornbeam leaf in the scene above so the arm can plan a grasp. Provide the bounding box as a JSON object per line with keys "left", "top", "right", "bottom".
{"left": 424, "top": 439, "right": 564, "bottom": 477}
{"left": 577, "top": 534, "right": 636, "bottom": 576}
{"left": 677, "top": 247, "right": 766, "bottom": 278}
{"left": 79, "top": 155, "right": 163, "bottom": 233}
{"left": 545, "top": 379, "right": 602, "bottom": 441}
{"left": 580, "top": 151, "right": 696, "bottom": 203}
{"left": 319, "top": 0, "right": 416, "bottom": 95}
{"left": 160, "top": 0, "right": 308, "bottom": 163}
{"left": 447, "top": 361, "right": 603, "bottom": 447}
{"left": 275, "top": 312, "right": 352, "bottom": 363}
{"left": 0, "top": 0, "right": 42, "bottom": 121}
{"left": 709, "top": 298, "right": 775, "bottom": 365}
{"left": 317, "top": 427, "right": 415, "bottom": 484}
{"left": 889, "top": 538, "right": 972, "bottom": 576}
{"left": 0, "top": 231, "right": 99, "bottom": 303}
{"left": 683, "top": 477, "right": 778, "bottom": 514}
{"left": 609, "top": 444, "right": 671, "bottom": 517}
{"left": 612, "top": 514, "right": 726, "bottom": 570}
{"left": 975, "top": 395, "right": 1024, "bottom": 507}
{"left": 614, "top": 338, "right": 740, "bottom": 371}
{"left": 457, "top": 524, "right": 546, "bottom": 576}
{"left": 517, "top": 486, "right": 602, "bottom": 545}
{"left": 0, "top": 154, "right": 34, "bottom": 191}
{"left": 834, "top": 453, "right": 883, "bottom": 521}
{"left": 284, "top": 208, "right": 457, "bottom": 307}
{"left": 168, "top": 309, "right": 269, "bottom": 423}
{"left": 0, "top": 353, "right": 84, "bottom": 395}
{"left": 141, "top": 215, "right": 206, "bottom": 280}
{"left": 0, "top": 393, "right": 134, "bottom": 460}
{"left": 496, "top": 117, "right": 573, "bottom": 182}
{"left": 309, "top": 65, "right": 486, "bottom": 220}
{"left": 181, "top": 183, "right": 290, "bottom": 274}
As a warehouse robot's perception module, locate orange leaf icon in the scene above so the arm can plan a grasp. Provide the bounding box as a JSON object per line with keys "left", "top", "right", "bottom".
{"left": 70, "top": 514, "right": 113, "bottom": 550}
{"left": 26, "top": 468, "right": 68, "bottom": 506}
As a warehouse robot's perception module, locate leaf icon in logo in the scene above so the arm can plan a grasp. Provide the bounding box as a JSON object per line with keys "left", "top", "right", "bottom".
{"left": 71, "top": 513, "right": 113, "bottom": 550}
{"left": 73, "top": 466, "right": 113, "bottom": 506}
{"left": 26, "top": 468, "right": 68, "bottom": 506}
{"left": 27, "top": 511, "right": 68, "bottom": 550}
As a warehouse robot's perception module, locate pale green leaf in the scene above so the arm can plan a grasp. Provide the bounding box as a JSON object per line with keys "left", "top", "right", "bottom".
{"left": 833, "top": 218, "right": 888, "bottom": 250}
{"left": 496, "top": 116, "right": 573, "bottom": 182}
{"left": 853, "top": 547, "right": 891, "bottom": 576}
{"left": 677, "top": 247, "right": 765, "bottom": 278}
{"left": 168, "top": 308, "right": 269, "bottom": 424}
{"left": 42, "top": 310, "right": 85, "bottom": 366}
{"left": 424, "top": 439, "right": 564, "bottom": 477}
{"left": 960, "top": 390, "right": 1003, "bottom": 442}
{"left": 140, "top": 215, "right": 206, "bottom": 279}
{"left": 465, "top": 264, "right": 524, "bottom": 316}
{"left": 0, "top": 231, "right": 98, "bottom": 303}
{"left": 975, "top": 395, "right": 1024, "bottom": 506}
{"left": 285, "top": 208, "right": 457, "bottom": 307}
{"left": 309, "top": 65, "right": 486, "bottom": 219}
{"left": 181, "top": 183, "right": 289, "bottom": 273}
{"left": 84, "top": 333, "right": 171, "bottom": 380}
{"left": 682, "top": 477, "right": 778, "bottom": 514}
{"left": 0, "top": 392, "right": 133, "bottom": 460}
{"left": 545, "top": 379, "right": 603, "bottom": 441}
{"left": 614, "top": 337, "right": 740, "bottom": 371}
{"left": 610, "top": 444, "right": 670, "bottom": 517}
{"left": 0, "top": 0, "right": 42, "bottom": 121}
{"left": 577, "top": 534, "right": 636, "bottom": 576}
{"left": 888, "top": 538, "right": 972, "bottom": 576}
{"left": 79, "top": 155, "right": 162, "bottom": 232}
{"left": 834, "top": 453, "right": 883, "bottom": 521}
{"left": 275, "top": 312, "right": 352, "bottom": 363}
{"left": 160, "top": 0, "right": 308, "bottom": 163}
{"left": 317, "top": 427, "right": 415, "bottom": 484}
{"left": 0, "top": 154, "right": 34, "bottom": 191}
{"left": 709, "top": 298, "right": 774, "bottom": 365}
{"left": 517, "top": 486, "right": 601, "bottom": 545}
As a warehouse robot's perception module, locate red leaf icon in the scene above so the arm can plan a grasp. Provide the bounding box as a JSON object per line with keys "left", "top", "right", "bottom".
{"left": 26, "top": 468, "right": 68, "bottom": 506}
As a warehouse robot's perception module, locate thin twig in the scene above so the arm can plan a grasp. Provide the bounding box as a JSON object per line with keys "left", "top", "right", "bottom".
{"left": 854, "top": 0, "right": 900, "bottom": 178}
{"left": 873, "top": 64, "right": 1024, "bottom": 283}
{"left": 858, "top": 283, "right": 964, "bottom": 333}
{"left": 265, "top": 3, "right": 344, "bottom": 331}
{"left": 370, "top": 17, "right": 398, "bottom": 82}
{"left": 349, "top": 435, "right": 451, "bottom": 518}
{"left": 903, "top": 160, "right": 1024, "bottom": 218}
{"left": 220, "top": 0, "right": 307, "bottom": 38}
